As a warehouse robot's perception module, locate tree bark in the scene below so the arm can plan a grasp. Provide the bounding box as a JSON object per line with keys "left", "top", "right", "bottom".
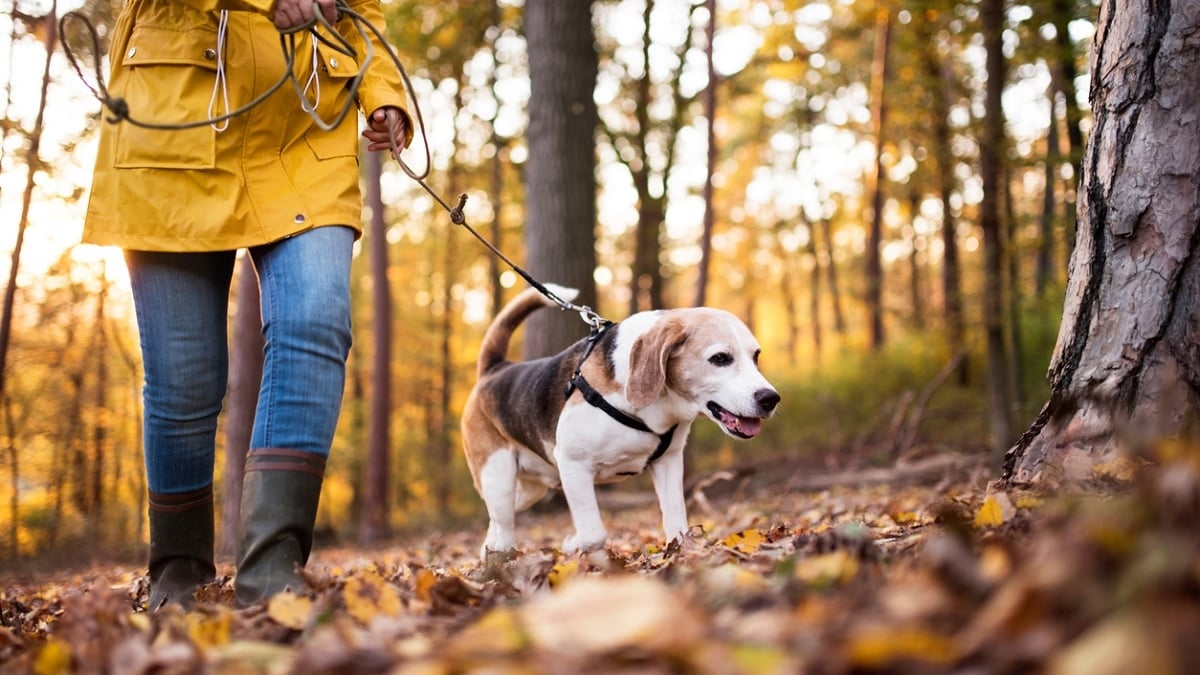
{"left": 865, "top": 7, "right": 891, "bottom": 351}
{"left": 361, "top": 150, "right": 392, "bottom": 544}
{"left": 694, "top": 0, "right": 717, "bottom": 309}
{"left": 1005, "top": 2, "right": 1200, "bottom": 482}
{"left": 522, "top": 0, "right": 598, "bottom": 357}
{"left": 980, "top": 0, "right": 1013, "bottom": 454}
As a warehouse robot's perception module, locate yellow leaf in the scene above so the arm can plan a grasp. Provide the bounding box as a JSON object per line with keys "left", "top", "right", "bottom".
{"left": 34, "top": 638, "right": 72, "bottom": 675}
{"left": 187, "top": 609, "right": 232, "bottom": 648}
{"left": 846, "top": 627, "right": 958, "bottom": 667}
{"left": 267, "top": 591, "right": 313, "bottom": 630}
{"left": 730, "top": 643, "right": 796, "bottom": 675}
{"left": 793, "top": 550, "right": 859, "bottom": 587}
{"left": 973, "top": 493, "right": 1014, "bottom": 528}
{"left": 414, "top": 568, "right": 437, "bottom": 603}
{"left": 446, "top": 606, "right": 528, "bottom": 655}
{"left": 1093, "top": 456, "right": 1138, "bottom": 481}
{"left": 722, "top": 529, "right": 766, "bottom": 555}
{"left": 547, "top": 560, "right": 579, "bottom": 588}
{"left": 343, "top": 570, "right": 403, "bottom": 625}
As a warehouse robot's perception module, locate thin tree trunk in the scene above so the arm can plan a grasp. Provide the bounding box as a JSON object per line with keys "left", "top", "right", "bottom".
{"left": 806, "top": 218, "right": 822, "bottom": 362}
{"left": 1006, "top": 3, "right": 1199, "bottom": 482}
{"left": 694, "top": 0, "right": 716, "bottom": 308}
{"left": 4, "top": 397, "right": 18, "bottom": 560}
{"left": 0, "top": 1, "right": 56, "bottom": 420}
{"left": 1037, "top": 78, "right": 1060, "bottom": 296}
{"left": 917, "top": 5, "right": 967, "bottom": 383}
{"left": 90, "top": 274, "right": 108, "bottom": 523}
{"left": 361, "top": 149, "right": 392, "bottom": 544}
{"left": 1004, "top": 165, "right": 1026, "bottom": 413}
{"left": 1052, "top": 0, "right": 1085, "bottom": 259}
{"left": 907, "top": 191, "right": 924, "bottom": 332}
{"left": 488, "top": 0, "right": 504, "bottom": 318}
{"left": 981, "top": 0, "right": 1013, "bottom": 455}
{"left": 220, "top": 256, "right": 263, "bottom": 558}
{"left": 817, "top": 217, "right": 846, "bottom": 336}
{"left": 865, "top": 6, "right": 892, "bottom": 350}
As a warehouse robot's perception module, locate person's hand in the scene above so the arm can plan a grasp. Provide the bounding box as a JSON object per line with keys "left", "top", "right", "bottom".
{"left": 363, "top": 107, "right": 410, "bottom": 155}
{"left": 272, "top": 0, "right": 337, "bottom": 31}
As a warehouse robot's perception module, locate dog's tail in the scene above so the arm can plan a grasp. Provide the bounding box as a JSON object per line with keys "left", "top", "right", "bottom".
{"left": 477, "top": 284, "right": 580, "bottom": 378}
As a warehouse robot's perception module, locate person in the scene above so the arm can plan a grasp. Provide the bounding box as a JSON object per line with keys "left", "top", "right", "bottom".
{"left": 82, "top": 0, "right": 411, "bottom": 610}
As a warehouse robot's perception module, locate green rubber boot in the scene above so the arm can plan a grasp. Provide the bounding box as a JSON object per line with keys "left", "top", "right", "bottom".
{"left": 234, "top": 449, "right": 326, "bottom": 607}
{"left": 147, "top": 486, "right": 216, "bottom": 611}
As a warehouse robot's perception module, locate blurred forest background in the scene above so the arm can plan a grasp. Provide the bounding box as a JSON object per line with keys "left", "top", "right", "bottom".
{"left": 0, "top": 0, "right": 1096, "bottom": 570}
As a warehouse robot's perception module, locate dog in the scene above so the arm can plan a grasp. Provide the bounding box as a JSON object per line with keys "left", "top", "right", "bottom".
{"left": 461, "top": 284, "right": 780, "bottom": 558}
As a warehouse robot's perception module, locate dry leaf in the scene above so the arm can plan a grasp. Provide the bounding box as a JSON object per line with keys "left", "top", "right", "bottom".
{"left": 722, "top": 529, "right": 766, "bottom": 555}
{"left": 793, "top": 550, "right": 859, "bottom": 587}
{"left": 267, "top": 591, "right": 313, "bottom": 630}
{"left": 343, "top": 571, "right": 403, "bottom": 625}
{"left": 974, "top": 493, "right": 1014, "bottom": 528}
{"left": 845, "top": 627, "right": 958, "bottom": 667}
{"left": 546, "top": 560, "right": 579, "bottom": 588}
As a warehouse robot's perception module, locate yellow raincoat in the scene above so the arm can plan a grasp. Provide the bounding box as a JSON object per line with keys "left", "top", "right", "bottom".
{"left": 83, "top": 0, "right": 410, "bottom": 251}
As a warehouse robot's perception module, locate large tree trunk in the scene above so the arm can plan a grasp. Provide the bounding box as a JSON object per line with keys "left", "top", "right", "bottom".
{"left": 522, "top": 0, "right": 598, "bottom": 357}
{"left": 1005, "top": 3, "right": 1200, "bottom": 483}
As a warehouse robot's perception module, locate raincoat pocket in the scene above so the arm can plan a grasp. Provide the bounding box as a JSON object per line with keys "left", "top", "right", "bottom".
{"left": 113, "top": 24, "right": 219, "bottom": 169}
{"left": 301, "top": 43, "right": 360, "bottom": 161}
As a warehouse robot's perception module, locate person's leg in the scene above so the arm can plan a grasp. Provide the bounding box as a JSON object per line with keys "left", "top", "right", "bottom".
{"left": 126, "top": 249, "right": 237, "bottom": 610}
{"left": 235, "top": 226, "right": 354, "bottom": 605}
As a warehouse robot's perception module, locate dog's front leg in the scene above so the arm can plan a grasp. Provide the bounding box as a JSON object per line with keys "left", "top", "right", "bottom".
{"left": 556, "top": 456, "right": 608, "bottom": 553}
{"left": 649, "top": 449, "right": 689, "bottom": 545}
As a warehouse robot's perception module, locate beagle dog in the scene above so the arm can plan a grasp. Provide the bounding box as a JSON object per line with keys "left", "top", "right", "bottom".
{"left": 461, "top": 284, "right": 780, "bottom": 558}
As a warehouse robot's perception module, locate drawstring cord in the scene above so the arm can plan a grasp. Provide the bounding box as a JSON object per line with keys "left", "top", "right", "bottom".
{"left": 206, "top": 10, "right": 230, "bottom": 132}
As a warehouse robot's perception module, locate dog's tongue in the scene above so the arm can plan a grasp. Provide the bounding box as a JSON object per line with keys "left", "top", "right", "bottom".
{"left": 719, "top": 410, "right": 762, "bottom": 438}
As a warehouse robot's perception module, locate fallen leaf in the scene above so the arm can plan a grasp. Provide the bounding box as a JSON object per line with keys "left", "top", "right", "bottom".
{"left": 974, "top": 493, "right": 1014, "bottom": 528}
{"left": 845, "top": 627, "right": 959, "bottom": 668}
{"left": 546, "top": 560, "right": 579, "bottom": 588}
{"left": 343, "top": 570, "right": 403, "bottom": 625}
{"left": 793, "top": 550, "right": 859, "bottom": 587}
{"left": 34, "top": 637, "right": 72, "bottom": 675}
{"left": 267, "top": 592, "right": 313, "bottom": 630}
{"left": 722, "top": 529, "right": 766, "bottom": 555}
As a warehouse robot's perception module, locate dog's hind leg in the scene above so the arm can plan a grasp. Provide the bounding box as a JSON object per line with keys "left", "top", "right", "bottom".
{"left": 478, "top": 448, "right": 520, "bottom": 558}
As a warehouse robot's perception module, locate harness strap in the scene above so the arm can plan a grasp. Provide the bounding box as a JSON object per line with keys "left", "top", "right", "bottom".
{"left": 564, "top": 322, "right": 677, "bottom": 472}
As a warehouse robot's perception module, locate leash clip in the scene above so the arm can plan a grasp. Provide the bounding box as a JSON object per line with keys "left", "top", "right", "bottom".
{"left": 578, "top": 306, "right": 605, "bottom": 330}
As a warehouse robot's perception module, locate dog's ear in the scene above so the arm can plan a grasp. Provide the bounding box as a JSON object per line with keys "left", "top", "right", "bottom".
{"left": 626, "top": 317, "right": 686, "bottom": 409}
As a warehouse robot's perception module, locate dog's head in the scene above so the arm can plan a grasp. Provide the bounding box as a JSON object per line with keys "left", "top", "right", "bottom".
{"left": 625, "top": 308, "right": 779, "bottom": 439}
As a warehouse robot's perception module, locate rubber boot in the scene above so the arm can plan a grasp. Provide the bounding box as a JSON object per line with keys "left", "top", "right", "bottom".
{"left": 147, "top": 486, "right": 216, "bottom": 611}
{"left": 234, "top": 449, "right": 326, "bottom": 606}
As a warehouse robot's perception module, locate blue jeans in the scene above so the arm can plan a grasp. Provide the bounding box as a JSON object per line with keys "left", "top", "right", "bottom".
{"left": 126, "top": 226, "right": 354, "bottom": 495}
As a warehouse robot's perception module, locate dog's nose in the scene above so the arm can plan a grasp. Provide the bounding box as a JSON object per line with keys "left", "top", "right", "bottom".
{"left": 755, "top": 388, "right": 780, "bottom": 413}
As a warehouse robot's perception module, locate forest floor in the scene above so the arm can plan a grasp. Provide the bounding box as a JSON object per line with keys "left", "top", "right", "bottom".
{"left": 2, "top": 447, "right": 1199, "bottom": 674}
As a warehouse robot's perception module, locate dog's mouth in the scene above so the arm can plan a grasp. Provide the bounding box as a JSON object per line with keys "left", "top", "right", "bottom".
{"left": 707, "top": 402, "right": 765, "bottom": 439}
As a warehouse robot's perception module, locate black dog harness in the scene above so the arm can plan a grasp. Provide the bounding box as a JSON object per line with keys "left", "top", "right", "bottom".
{"left": 564, "top": 322, "right": 678, "bottom": 474}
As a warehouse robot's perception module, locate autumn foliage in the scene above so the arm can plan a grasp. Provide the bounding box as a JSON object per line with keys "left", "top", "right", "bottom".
{"left": 4, "top": 445, "right": 1199, "bottom": 674}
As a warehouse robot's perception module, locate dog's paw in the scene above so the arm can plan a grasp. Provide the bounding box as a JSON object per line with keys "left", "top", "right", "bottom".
{"left": 562, "top": 531, "right": 607, "bottom": 555}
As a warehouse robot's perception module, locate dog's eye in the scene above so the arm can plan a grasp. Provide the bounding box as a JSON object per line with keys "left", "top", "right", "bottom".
{"left": 709, "top": 352, "right": 734, "bottom": 367}
{"left": 753, "top": 349, "right": 761, "bottom": 366}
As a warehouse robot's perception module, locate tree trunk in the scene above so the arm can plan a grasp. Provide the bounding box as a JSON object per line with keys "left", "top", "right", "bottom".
{"left": 4, "top": 397, "right": 18, "bottom": 560}
{"left": 522, "top": 0, "right": 598, "bottom": 357}
{"left": 916, "top": 4, "right": 967, "bottom": 383}
{"left": 1005, "top": 3, "right": 1200, "bottom": 482}
{"left": 1052, "top": 0, "right": 1086, "bottom": 259}
{"left": 1037, "top": 78, "right": 1061, "bottom": 296}
{"left": 361, "top": 150, "right": 392, "bottom": 544}
{"left": 694, "top": 0, "right": 716, "bottom": 309}
{"left": 907, "top": 191, "right": 924, "bottom": 332}
{"left": 865, "top": 6, "right": 891, "bottom": 350}
{"left": 488, "top": 0, "right": 505, "bottom": 318}
{"left": 818, "top": 217, "right": 846, "bottom": 336}
{"left": 220, "top": 256, "right": 263, "bottom": 558}
{"left": 980, "top": 0, "right": 1013, "bottom": 455}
